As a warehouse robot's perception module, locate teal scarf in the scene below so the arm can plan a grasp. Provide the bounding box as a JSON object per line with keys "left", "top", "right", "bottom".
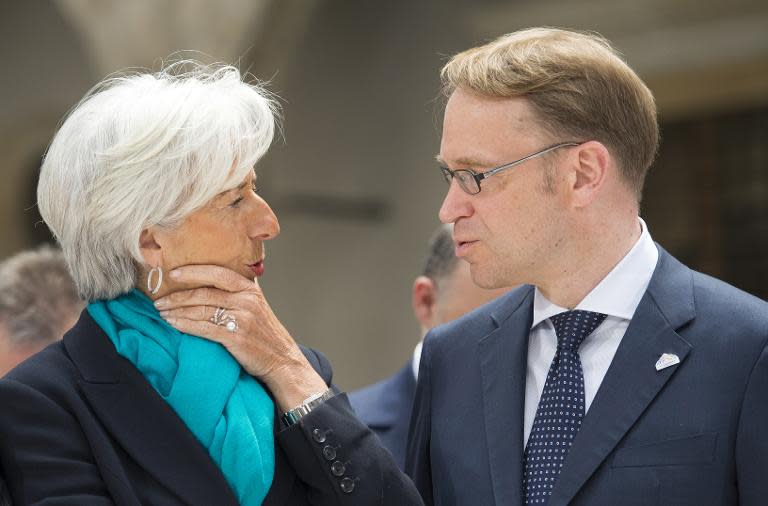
{"left": 88, "top": 289, "right": 275, "bottom": 505}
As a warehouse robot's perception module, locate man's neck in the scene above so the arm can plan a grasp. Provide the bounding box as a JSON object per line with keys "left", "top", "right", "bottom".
{"left": 537, "top": 218, "right": 642, "bottom": 309}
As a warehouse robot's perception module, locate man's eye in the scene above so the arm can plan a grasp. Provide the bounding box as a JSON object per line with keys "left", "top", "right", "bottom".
{"left": 230, "top": 197, "right": 244, "bottom": 207}
{"left": 250, "top": 182, "right": 258, "bottom": 193}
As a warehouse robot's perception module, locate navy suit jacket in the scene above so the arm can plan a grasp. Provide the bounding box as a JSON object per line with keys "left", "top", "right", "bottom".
{"left": 0, "top": 311, "right": 423, "bottom": 506}
{"left": 406, "top": 247, "right": 768, "bottom": 506}
{"left": 350, "top": 361, "right": 417, "bottom": 470}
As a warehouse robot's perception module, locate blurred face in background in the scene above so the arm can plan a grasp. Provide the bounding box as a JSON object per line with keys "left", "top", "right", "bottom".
{"left": 0, "top": 310, "right": 80, "bottom": 377}
{"left": 433, "top": 261, "right": 510, "bottom": 325}
{"left": 0, "top": 322, "right": 66, "bottom": 377}
{"left": 413, "top": 259, "right": 512, "bottom": 336}
{"left": 0, "top": 324, "right": 27, "bottom": 377}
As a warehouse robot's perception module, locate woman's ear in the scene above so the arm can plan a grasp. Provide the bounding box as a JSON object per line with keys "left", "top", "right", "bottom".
{"left": 139, "top": 228, "right": 163, "bottom": 267}
{"left": 569, "top": 141, "right": 610, "bottom": 208}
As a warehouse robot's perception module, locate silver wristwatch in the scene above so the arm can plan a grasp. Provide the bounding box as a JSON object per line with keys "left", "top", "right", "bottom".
{"left": 281, "top": 388, "right": 335, "bottom": 427}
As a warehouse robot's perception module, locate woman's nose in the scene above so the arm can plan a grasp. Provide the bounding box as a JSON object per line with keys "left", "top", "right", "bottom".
{"left": 250, "top": 196, "right": 280, "bottom": 240}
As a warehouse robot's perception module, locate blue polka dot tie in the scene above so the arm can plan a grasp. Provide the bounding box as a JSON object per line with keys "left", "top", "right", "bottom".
{"left": 523, "top": 310, "right": 608, "bottom": 505}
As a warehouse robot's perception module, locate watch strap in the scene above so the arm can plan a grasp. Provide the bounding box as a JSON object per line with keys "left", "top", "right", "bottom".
{"left": 281, "top": 388, "right": 335, "bottom": 427}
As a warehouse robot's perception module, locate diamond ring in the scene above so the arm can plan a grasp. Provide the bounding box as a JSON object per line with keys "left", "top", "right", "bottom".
{"left": 210, "top": 307, "right": 227, "bottom": 325}
{"left": 210, "top": 307, "right": 238, "bottom": 333}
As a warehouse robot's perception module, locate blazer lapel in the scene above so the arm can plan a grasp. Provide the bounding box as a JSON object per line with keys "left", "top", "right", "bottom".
{"left": 478, "top": 287, "right": 535, "bottom": 506}
{"left": 65, "top": 312, "right": 239, "bottom": 506}
{"left": 548, "top": 248, "right": 696, "bottom": 506}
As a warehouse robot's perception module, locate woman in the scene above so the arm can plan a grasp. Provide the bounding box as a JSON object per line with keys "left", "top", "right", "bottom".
{"left": 0, "top": 63, "right": 422, "bottom": 506}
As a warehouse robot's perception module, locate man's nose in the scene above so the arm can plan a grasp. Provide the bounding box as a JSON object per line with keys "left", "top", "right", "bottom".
{"left": 439, "top": 179, "right": 472, "bottom": 224}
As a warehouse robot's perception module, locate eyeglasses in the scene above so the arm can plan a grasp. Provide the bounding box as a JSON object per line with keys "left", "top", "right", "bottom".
{"left": 439, "top": 141, "right": 583, "bottom": 195}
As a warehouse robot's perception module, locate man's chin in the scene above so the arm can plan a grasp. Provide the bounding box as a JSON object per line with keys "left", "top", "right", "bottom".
{"left": 468, "top": 264, "right": 499, "bottom": 290}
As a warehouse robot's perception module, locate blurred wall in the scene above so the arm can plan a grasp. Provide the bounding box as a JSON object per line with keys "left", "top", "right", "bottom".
{"left": 1, "top": 0, "right": 766, "bottom": 390}
{"left": 0, "top": 0, "right": 93, "bottom": 255}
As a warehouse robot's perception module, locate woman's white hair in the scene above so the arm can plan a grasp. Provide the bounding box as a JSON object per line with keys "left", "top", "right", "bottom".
{"left": 37, "top": 61, "right": 279, "bottom": 301}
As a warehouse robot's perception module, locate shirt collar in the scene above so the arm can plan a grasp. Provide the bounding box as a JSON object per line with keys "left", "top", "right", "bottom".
{"left": 412, "top": 340, "right": 423, "bottom": 381}
{"left": 532, "top": 218, "right": 658, "bottom": 328}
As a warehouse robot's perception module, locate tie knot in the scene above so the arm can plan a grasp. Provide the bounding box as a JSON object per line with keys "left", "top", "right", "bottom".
{"left": 550, "top": 310, "right": 607, "bottom": 351}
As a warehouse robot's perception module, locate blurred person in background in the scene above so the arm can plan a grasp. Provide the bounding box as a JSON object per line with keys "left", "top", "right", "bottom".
{"left": 350, "top": 224, "right": 510, "bottom": 469}
{"left": 0, "top": 62, "right": 422, "bottom": 506}
{"left": 0, "top": 245, "right": 84, "bottom": 377}
{"left": 406, "top": 27, "right": 768, "bottom": 505}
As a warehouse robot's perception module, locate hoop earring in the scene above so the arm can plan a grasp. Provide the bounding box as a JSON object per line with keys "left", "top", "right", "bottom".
{"left": 147, "top": 266, "right": 163, "bottom": 295}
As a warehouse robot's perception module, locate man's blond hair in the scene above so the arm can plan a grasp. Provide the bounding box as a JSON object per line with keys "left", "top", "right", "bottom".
{"left": 441, "top": 27, "right": 658, "bottom": 199}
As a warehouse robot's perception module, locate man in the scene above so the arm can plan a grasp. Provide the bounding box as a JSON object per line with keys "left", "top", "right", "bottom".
{"left": 0, "top": 245, "right": 84, "bottom": 377}
{"left": 406, "top": 28, "right": 768, "bottom": 506}
{"left": 350, "top": 224, "right": 510, "bottom": 469}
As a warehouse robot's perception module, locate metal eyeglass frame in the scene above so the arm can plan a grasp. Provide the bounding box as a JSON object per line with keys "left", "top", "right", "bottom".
{"left": 439, "top": 141, "right": 584, "bottom": 195}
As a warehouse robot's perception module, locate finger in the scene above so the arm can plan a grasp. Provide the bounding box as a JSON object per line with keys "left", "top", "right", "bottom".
{"left": 163, "top": 316, "right": 232, "bottom": 344}
{"left": 155, "top": 286, "right": 238, "bottom": 310}
{"left": 158, "top": 305, "right": 223, "bottom": 322}
{"left": 168, "top": 264, "right": 254, "bottom": 292}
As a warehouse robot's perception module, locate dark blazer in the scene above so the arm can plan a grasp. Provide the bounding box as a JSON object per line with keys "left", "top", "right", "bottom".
{"left": 406, "top": 247, "right": 768, "bottom": 506}
{"left": 0, "top": 311, "right": 423, "bottom": 506}
{"left": 0, "top": 474, "right": 10, "bottom": 506}
{"left": 349, "top": 362, "right": 417, "bottom": 470}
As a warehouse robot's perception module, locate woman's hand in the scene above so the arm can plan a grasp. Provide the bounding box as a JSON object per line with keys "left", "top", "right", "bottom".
{"left": 154, "top": 265, "right": 328, "bottom": 411}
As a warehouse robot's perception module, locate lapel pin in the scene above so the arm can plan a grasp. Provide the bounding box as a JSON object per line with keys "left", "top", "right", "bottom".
{"left": 655, "top": 353, "right": 680, "bottom": 371}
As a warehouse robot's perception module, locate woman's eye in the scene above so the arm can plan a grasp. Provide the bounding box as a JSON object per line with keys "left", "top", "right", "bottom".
{"left": 230, "top": 180, "right": 257, "bottom": 207}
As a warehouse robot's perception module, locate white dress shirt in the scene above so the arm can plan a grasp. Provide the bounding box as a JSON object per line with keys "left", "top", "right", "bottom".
{"left": 523, "top": 218, "right": 658, "bottom": 446}
{"left": 412, "top": 340, "right": 423, "bottom": 381}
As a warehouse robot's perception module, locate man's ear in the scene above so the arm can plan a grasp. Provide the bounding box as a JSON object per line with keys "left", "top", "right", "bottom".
{"left": 139, "top": 227, "right": 163, "bottom": 267}
{"left": 569, "top": 141, "right": 611, "bottom": 208}
{"left": 412, "top": 276, "right": 438, "bottom": 334}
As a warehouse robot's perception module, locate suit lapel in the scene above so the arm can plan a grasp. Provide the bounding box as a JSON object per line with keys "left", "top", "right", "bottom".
{"left": 548, "top": 248, "right": 696, "bottom": 506}
{"left": 65, "top": 312, "right": 239, "bottom": 506}
{"left": 478, "top": 287, "right": 535, "bottom": 506}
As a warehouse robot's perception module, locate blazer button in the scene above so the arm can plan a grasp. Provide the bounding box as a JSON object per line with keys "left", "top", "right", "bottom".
{"left": 322, "top": 445, "right": 337, "bottom": 461}
{"left": 331, "top": 460, "right": 347, "bottom": 476}
{"left": 340, "top": 477, "right": 356, "bottom": 493}
{"left": 312, "top": 428, "right": 328, "bottom": 443}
